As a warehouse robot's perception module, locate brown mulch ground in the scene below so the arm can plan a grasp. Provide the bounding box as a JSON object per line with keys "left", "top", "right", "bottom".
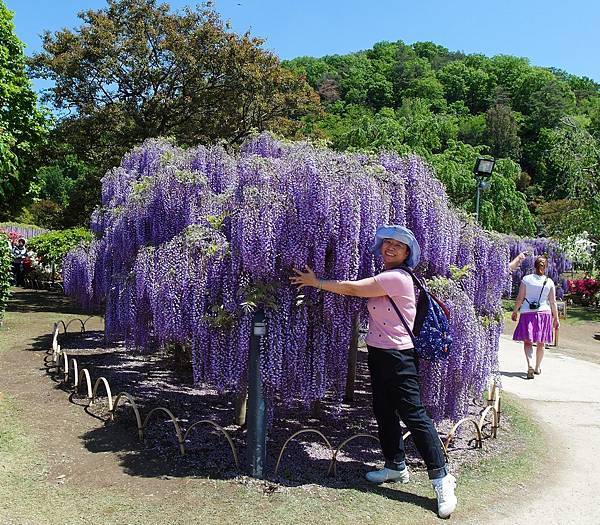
{"left": 49, "top": 317, "right": 504, "bottom": 488}
{"left": 1, "top": 288, "right": 507, "bottom": 492}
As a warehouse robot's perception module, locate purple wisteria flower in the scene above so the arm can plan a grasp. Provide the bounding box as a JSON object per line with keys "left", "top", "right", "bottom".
{"left": 64, "top": 133, "right": 512, "bottom": 423}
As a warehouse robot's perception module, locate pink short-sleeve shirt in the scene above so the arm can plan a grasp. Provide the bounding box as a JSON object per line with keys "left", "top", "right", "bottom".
{"left": 365, "top": 269, "right": 416, "bottom": 350}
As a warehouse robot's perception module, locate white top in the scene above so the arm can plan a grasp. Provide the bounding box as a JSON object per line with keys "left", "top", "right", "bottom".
{"left": 519, "top": 274, "right": 554, "bottom": 313}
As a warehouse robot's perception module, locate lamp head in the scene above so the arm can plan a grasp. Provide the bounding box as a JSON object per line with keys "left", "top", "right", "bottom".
{"left": 473, "top": 157, "right": 495, "bottom": 177}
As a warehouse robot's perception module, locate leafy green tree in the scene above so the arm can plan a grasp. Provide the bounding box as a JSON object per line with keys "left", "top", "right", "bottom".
{"left": 28, "top": 200, "right": 64, "bottom": 230}
{"left": 323, "top": 105, "right": 406, "bottom": 152}
{"left": 324, "top": 51, "right": 397, "bottom": 109}
{"left": 457, "top": 114, "right": 486, "bottom": 146}
{"left": 403, "top": 75, "right": 446, "bottom": 109}
{"left": 37, "top": 154, "right": 88, "bottom": 207}
{"left": 394, "top": 55, "right": 431, "bottom": 89}
{"left": 412, "top": 41, "right": 456, "bottom": 70}
{"left": 484, "top": 103, "right": 521, "bottom": 160}
{"left": 437, "top": 60, "right": 495, "bottom": 113}
{"left": 549, "top": 68, "right": 599, "bottom": 103}
{"left": 430, "top": 141, "right": 534, "bottom": 235}
{"left": 480, "top": 158, "right": 535, "bottom": 234}
{"left": 0, "top": 1, "right": 50, "bottom": 218}
{"left": 487, "top": 55, "right": 531, "bottom": 99}
{"left": 513, "top": 69, "right": 576, "bottom": 136}
{"left": 365, "top": 72, "right": 395, "bottom": 109}
{"left": 583, "top": 96, "right": 600, "bottom": 139}
{"left": 546, "top": 120, "right": 599, "bottom": 201}
{"left": 396, "top": 98, "right": 458, "bottom": 153}
{"left": 29, "top": 0, "right": 320, "bottom": 218}
{"left": 284, "top": 56, "right": 334, "bottom": 87}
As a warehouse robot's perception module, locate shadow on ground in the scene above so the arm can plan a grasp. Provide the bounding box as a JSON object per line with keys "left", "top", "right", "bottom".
{"left": 20, "top": 288, "right": 490, "bottom": 515}
{"left": 39, "top": 327, "right": 487, "bottom": 487}
{"left": 6, "top": 288, "right": 86, "bottom": 315}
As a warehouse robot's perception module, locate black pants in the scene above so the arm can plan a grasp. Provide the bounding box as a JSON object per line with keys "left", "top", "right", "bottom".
{"left": 367, "top": 345, "right": 447, "bottom": 480}
{"left": 12, "top": 261, "right": 25, "bottom": 286}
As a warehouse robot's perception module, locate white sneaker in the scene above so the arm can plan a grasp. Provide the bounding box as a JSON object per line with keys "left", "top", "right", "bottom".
{"left": 365, "top": 466, "right": 410, "bottom": 484}
{"left": 432, "top": 473, "right": 457, "bottom": 518}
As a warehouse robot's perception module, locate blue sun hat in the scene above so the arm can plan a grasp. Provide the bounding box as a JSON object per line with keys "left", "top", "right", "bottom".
{"left": 370, "top": 225, "right": 421, "bottom": 269}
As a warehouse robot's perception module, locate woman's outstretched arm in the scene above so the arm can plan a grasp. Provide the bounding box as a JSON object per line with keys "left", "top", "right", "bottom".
{"left": 290, "top": 266, "right": 386, "bottom": 298}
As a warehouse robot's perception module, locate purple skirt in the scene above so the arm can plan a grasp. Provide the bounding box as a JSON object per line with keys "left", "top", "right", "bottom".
{"left": 513, "top": 311, "right": 553, "bottom": 343}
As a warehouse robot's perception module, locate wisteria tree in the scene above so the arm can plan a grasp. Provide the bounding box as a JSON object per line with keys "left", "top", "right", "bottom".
{"left": 64, "top": 134, "right": 511, "bottom": 423}
{"left": 506, "top": 236, "right": 572, "bottom": 298}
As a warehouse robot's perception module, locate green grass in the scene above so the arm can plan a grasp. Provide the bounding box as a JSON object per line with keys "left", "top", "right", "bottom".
{"left": 0, "top": 390, "right": 548, "bottom": 525}
{"left": 0, "top": 395, "right": 21, "bottom": 452}
{"left": 456, "top": 394, "right": 546, "bottom": 506}
{"left": 0, "top": 291, "right": 550, "bottom": 524}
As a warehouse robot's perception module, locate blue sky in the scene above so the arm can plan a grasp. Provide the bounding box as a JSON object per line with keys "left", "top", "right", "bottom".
{"left": 5, "top": 0, "right": 600, "bottom": 92}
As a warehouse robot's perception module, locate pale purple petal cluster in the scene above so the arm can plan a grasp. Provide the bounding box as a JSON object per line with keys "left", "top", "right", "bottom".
{"left": 64, "top": 134, "right": 512, "bottom": 423}
{"left": 506, "top": 236, "right": 573, "bottom": 299}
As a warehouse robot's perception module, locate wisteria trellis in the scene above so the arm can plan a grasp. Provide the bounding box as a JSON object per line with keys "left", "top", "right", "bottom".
{"left": 64, "top": 134, "right": 512, "bottom": 423}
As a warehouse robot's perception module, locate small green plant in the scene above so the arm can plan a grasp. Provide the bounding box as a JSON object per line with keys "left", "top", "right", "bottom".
{"left": 240, "top": 280, "right": 280, "bottom": 313}
{"left": 449, "top": 263, "right": 473, "bottom": 281}
{"left": 202, "top": 304, "right": 237, "bottom": 330}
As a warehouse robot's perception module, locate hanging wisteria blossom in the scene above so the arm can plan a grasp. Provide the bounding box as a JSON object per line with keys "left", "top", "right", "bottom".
{"left": 64, "top": 133, "right": 512, "bottom": 423}
{"left": 506, "top": 236, "right": 572, "bottom": 299}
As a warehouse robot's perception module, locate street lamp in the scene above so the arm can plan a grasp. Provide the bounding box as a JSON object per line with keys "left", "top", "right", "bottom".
{"left": 473, "top": 157, "right": 495, "bottom": 222}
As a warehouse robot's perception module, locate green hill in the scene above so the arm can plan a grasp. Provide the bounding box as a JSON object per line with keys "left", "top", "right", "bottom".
{"left": 284, "top": 40, "right": 600, "bottom": 238}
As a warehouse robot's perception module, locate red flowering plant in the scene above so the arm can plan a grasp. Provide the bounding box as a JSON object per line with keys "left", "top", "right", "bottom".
{"left": 0, "top": 230, "right": 21, "bottom": 245}
{"left": 568, "top": 279, "right": 600, "bottom": 306}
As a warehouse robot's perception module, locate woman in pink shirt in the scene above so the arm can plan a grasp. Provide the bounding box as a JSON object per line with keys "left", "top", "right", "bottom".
{"left": 291, "top": 225, "right": 457, "bottom": 519}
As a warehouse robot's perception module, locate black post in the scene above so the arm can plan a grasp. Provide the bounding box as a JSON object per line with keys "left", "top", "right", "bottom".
{"left": 247, "top": 309, "right": 267, "bottom": 478}
{"left": 475, "top": 177, "right": 482, "bottom": 222}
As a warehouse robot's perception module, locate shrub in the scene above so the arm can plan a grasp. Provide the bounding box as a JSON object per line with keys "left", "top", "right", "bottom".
{"left": 27, "top": 228, "right": 93, "bottom": 269}
{"left": 568, "top": 278, "right": 600, "bottom": 305}
{"left": 0, "top": 234, "right": 12, "bottom": 323}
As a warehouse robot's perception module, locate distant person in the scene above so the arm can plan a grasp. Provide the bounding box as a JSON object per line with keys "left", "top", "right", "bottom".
{"left": 11, "top": 237, "right": 27, "bottom": 286}
{"left": 291, "top": 225, "right": 457, "bottom": 519}
{"left": 511, "top": 256, "right": 560, "bottom": 378}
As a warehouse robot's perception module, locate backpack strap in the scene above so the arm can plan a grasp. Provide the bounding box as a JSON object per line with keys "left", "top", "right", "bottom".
{"left": 386, "top": 296, "right": 417, "bottom": 348}
{"left": 397, "top": 265, "right": 451, "bottom": 319}
{"left": 524, "top": 276, "right": 549, "bottom": 307}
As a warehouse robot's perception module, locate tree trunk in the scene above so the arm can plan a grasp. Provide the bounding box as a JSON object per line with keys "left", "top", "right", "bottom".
{"left": 234, "top": 388, "right": 248, "bottom": 426}
{"left": 344, "top": 316, "right": 360, "bottom": 402}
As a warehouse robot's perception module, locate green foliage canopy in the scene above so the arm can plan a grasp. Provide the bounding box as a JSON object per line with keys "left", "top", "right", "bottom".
{"left": 285, "top": 39, "right": 599, "bottom": 238}
{"left": 30, "top": 0, "right": 319, "bottom": 162}
{"left": 29, "top": 0, "right": 321, "bottom": 225}
{"left": 0, "top": 1, "right": 50, "bottom": 218}
{"left": 27, "top": 228, "right": 93, "bottom": 268}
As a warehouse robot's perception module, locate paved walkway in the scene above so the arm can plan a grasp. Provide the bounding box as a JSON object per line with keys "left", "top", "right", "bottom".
{"left": 469, "top": 335, "right": 600, "bottom": 525}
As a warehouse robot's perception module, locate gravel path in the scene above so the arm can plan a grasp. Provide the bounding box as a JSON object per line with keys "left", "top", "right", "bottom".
{"left": 465, "top": 335, "right": 600, "bottom": 525}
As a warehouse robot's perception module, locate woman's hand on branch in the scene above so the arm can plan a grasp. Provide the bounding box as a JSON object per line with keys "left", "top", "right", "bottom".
{"left": 511, "top": 311, "right": 518, "bottom": 322}
{"left": 290, "top": 266, "right": 319, "bottom": 289}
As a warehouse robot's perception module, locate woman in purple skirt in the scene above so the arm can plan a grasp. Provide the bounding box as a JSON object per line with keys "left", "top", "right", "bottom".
{"left": 512, "top": 256, "right": 560, "bottom": 379}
